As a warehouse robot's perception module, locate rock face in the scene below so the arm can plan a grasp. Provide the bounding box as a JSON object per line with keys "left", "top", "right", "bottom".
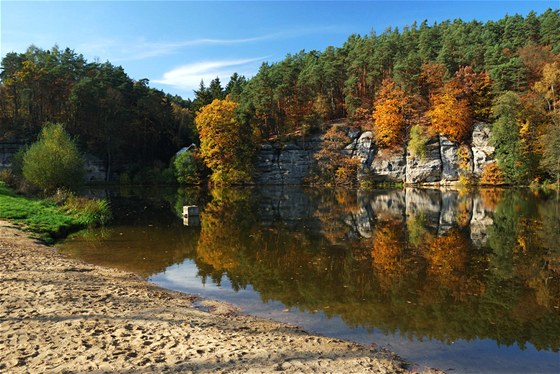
{"left": 471, "top": 122, "right": 495, "bottom": 177}
{"left": 368, "top": 147, "right": 407, "bottom": 182}
{"left": 257, "top": 186, "right": 317, "bottom": 228}
{"left": 254, "top": 137, "right": 322, "bottom": 185}
{"left": 353, "top": 131, "right": 375, "bottom": 165}
{"left": 83, "top": 154, "right": 107, "bottom": 183}
{"left": 406, "top": 138, "right": 442, "bottom": 184}
{"left": 440, "top": 136, "right": 460, "bottom": 182}
{"left": 253, "top": 122, "right": 496, "bottom": 185}
{"left": 470, "top": 193, "right": 494, "bottom": 248}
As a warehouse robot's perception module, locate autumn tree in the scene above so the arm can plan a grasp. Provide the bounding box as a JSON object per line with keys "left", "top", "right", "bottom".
{"left": 372, "top": 78, "right": 409, "bottom": 148}
{"left": 418, "top": 62, "right": 447, "bottom": 100}
{"left": 196, "top": 188, "right": 254, "bottom": 272}
{"left": 195, "top": 99, "right": 255, "bottom": 185}
{"left": 427, "top": 87, "right": 472, "bottom": 143}
{"left": 372, "top": 222, "right": 405, "bottom": 273}
{"left": 518, "top": 44, "right": 556, "bottom": 86}
{"left": 449, "top": 66, "right": 493, "bottom": 121}
{"left": 312, "top": 125, "right": 359, "bottom": 186}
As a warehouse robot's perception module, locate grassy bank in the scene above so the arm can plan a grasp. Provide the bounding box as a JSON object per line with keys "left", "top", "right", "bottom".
{"left": 0, "top": 182, "right": 109, "bottom": 243}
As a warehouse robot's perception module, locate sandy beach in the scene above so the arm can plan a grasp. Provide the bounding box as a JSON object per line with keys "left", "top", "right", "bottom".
{"left": 0, "top": 220, "right": 414, "bottom": 373}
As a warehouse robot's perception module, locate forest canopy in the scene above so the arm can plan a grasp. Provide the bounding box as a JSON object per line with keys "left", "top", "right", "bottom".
{"left": 1, "top": 9, "right": 559, "bottom": 184}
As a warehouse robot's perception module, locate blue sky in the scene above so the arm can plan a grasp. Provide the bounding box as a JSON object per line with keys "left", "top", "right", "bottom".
{"left": 1, "top": 1, "right": 558, "bottom": 98}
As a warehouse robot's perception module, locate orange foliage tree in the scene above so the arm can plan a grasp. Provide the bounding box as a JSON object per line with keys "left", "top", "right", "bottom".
{"left": 480, "top": 162, "right": 506, "bottom": 185}
{"left": 313, "top": 125, "right": 359, "bottom": 186}
{"left": 419, "top": 63, "right": 447, "bottom": 99}
{"left": 196, "top": 188, "right": 254, "bottom": 272}
{"left": 195, "top": 98, "right": 255, "bottom": 185}
{"left": 427, "top": 87, "right": 472, "bottom": 143}
{"left": 427, "top": 66, "right": 493, "bottom": 143}
{"left": 372, "top": 78, "right": 409, "bottom": 148}
{"left": 450, "top": 66, "right": 493, "bottom": 121}
{"left": 371, "top": 222, "right": 407, "bottom": 291}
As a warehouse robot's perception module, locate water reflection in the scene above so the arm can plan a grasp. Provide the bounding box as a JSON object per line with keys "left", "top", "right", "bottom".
{"left": 60, "top": 187, "right": 560, "bottom": 357}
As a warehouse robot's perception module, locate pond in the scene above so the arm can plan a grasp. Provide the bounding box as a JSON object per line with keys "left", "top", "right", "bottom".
{"left": 57, "top": 186, "right": 560, "bottom": 373}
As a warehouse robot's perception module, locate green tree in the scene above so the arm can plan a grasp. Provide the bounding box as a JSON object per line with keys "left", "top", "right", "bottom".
{"left": 174, "top": 149, "right": 202, "bottom": 185}
{"left": 534, "top": 61, "right": 560, "bottom": 185}
{"left": 22, "top": 123, "right": 84, "bottom": 192}
{"left": 225, "top": 73, "right": 247, "bottom": 101}
{"left": 491, "top": 92, "right": 529, "bottom": 184}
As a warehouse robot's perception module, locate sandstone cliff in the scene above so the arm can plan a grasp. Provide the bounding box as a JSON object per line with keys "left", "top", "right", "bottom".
{"left": 255, "top": 122, "right": 496, "bottom": 186}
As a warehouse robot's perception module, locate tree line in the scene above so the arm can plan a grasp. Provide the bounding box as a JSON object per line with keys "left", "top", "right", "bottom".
{"left": 0, "top": 46, "right": 196, "bottom": 181}
{"left": 1, "top": 10, "right": 559, "bottom": 185}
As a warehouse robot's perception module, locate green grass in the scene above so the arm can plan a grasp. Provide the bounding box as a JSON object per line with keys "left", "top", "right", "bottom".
{"left": 0, "top": 182, "right": 109, "bottom": 243}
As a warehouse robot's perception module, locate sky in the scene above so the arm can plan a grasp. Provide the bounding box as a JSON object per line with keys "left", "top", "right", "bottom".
{"left": 1, "top": 1, "right": 559, "bottom": 99}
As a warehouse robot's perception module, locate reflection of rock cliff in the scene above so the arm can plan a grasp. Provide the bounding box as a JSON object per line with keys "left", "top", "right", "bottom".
{"left": 256, "top": 186, "right": 317, "bottom": 228}
{"left": 249, "top": 185, "right": 496, "bottom": 250}
{"left": 346, "top": 188, "right": 494, "bottom": 247}
{"left": 255, "top": 122, "right": 495, "bottom": 185}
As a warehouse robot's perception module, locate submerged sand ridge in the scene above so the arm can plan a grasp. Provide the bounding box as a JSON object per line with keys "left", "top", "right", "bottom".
{"left": 0, "top": 220, "right": 412, "bottom": 373}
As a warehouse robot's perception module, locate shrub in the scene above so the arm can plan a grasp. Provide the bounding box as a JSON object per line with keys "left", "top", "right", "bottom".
{"left": 480, "top": 162, "right": 506, "bottom": 185}
{"left": 22, "top": 123, "right": 84, "bottom": 193}
{"left": 0, "top": 169, "right": 16, "bottom": 186}
{"left": 457, "top": 145, "right": 475, "bottom": 185}
{"left": 408, "top": 124, "right": 429, "bottom": 160}
{"left": 174, "top": 150, "right": 203, "bottom": 185}
{"left": 62, "top": 194, "right": 111, "bottom": 226}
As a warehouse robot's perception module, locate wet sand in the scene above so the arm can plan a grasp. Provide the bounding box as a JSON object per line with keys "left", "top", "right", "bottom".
{"left": 0, "top": 220, "right": 413, "bottom": 373}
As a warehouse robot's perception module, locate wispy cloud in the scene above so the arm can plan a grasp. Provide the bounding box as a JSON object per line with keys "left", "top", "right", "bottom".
{"left": 113, "top": 36, "right": 278, "bottom": 62}
{"left": 153, "top": 57, "right": 265, "bottom": 92}
{"left": 77, "top": 35, "right": 274, "bottom": 62}
{"left": 78, "top": 26, "right": 341, "bottom": 62}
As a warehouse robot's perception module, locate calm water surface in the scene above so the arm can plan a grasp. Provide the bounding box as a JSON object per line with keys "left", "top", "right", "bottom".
{"left": 58, "top": 186, "right": 560, "bottom": 373}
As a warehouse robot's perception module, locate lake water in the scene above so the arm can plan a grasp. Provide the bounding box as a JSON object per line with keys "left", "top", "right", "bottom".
{"left": 57, "top": 186, "right": 560, "bottom": 373}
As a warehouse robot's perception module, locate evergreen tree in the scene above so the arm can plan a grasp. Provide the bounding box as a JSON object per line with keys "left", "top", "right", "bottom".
{"left": 491, "top": 92, "right": 529, "bottom": 184}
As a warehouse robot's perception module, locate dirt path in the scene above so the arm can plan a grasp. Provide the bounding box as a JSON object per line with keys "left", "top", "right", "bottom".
{"left": 0, "top": 220, "right": 413, "bottom": 373}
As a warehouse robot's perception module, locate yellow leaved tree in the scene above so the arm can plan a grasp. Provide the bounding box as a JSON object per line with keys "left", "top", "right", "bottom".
{"left": 372, "top": 78, "right": 409, "bottom": 148}
{"left": 195, "top": 98, "right": 255, "bottom": 185}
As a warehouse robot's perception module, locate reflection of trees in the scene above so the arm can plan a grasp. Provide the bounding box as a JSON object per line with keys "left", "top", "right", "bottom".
{"left": 313, "top": 189, "right": 358, "bottom": 244}
{"left": 371, "top": 221, "right": 409, "bottom": 292}
{"left": 60, "top": 196, "right": 200, "bottom": 277}
{"left": 479, "top": 188, "right": 504, "bottom": 210}
{"left": 173, "top": 187, "right": 207, "bottom": 218}
{"left": 423, "top": 230, "right": 485, "bottom": 303}
{"left": 196, "top": 188, "right": 255, "bottom": 280}
{"left": 191, "top": 187, "right": 560, "bottom": 351}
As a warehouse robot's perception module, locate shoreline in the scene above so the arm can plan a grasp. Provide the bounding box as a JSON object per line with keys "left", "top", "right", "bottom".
{"left": 0, "top": 220, "right": 416, "bottom": 373}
